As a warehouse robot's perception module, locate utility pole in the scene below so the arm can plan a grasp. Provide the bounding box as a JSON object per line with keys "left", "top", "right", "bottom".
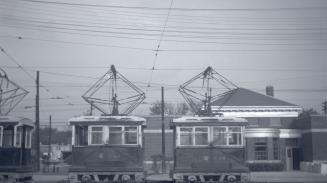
{"left": 35, "top": 71, "right": 40, "bottom": 171}
{"left": 48, "top": 115, "right": 52, "bottom": 163}
{"left": 161, "top": 86, "right": 166, "bottom": 173}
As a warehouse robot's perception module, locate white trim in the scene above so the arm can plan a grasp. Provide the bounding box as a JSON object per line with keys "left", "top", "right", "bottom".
{"left": 212, "top": 105, "right": 302, "bottom": 111}
{"left": 0, "top": 126, "right": 3, "bottom": 147}
{"left": 245, "top": 128, "right": 280, "bottom": 138}
{"left": 222, "top": 111, "right": 299, "bottom": 117}
{"left": 246, "top": 160, "right": 282, "bottom": 163}
{"left": 302, "top": 129, "right": 327, "bottom": 134}
{"left": 279, "top": 129, "right": 302, "bottom": 138}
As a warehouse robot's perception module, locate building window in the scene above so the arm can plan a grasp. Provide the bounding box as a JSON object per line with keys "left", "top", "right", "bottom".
{"left": 90, "top": 126, "right": 104, "bottom": 145}
{"left": 255, "top": 138, "right": 268, "bottom": 160}
{"left": 273, "top": 138, "right": 280, "bottom": 160}
{"left": 213, "top": 127, "right": 227, "bottom": 146}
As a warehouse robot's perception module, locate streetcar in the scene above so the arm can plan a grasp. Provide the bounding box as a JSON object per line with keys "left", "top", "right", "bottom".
{"left": 171, "top": 66, "right": 250, "bottom": 182}
{"left": 171, "top": 116, "right": 250, "bottom": 182}
{"left": 0, "top": 116, "right": 34, "bottom": 182}
{"left": 68, "top": 115, "right": 146, "bottom": 183}
{"left": 68, "top": 65, "right": 146, "bottom": 182}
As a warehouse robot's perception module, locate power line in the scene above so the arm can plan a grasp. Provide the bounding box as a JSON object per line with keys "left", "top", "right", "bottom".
{"left": 2, "top": 2, "right": 327, "bottom": 25}
{"left": 17, "top": 0, "right": 327, "bottom": 12}
{"left": 0, "top": 45, "right": 76, "bottom": 105}
{"left": 147, "top": 0, "right": 174, "bottom": 91}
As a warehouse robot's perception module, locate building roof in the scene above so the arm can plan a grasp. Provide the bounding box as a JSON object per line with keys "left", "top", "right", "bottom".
{"left": 212, "top": 88, "right": 298, "bottom": 107}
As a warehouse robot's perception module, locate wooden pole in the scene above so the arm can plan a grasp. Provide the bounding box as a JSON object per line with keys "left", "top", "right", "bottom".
{"left": 161, "top": 86, "right": 166, "bottom": 173}
{"left": 35, "top": 71, "right": 40, "bottom": 171}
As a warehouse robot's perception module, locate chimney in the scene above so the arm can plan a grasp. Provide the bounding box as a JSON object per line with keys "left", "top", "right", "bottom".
{"left": 266, "top": 85, "right": 274, "bottom": 97}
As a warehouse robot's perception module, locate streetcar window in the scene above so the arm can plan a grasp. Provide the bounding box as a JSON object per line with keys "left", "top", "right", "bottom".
{"left": 228, "top": 127, "right": 242, "bottom": 146}
{"left": 109, "top": 127, "right": 123, "bottom": 145}
{"left": 75, "top": 126, "right": 88, "bottom": 146}
{"left": 0, "top": 126, "right": 2, "bottom": 147}
{"left": 90, "top": 126, "right": 104, "bottom": 145}
{"left": 194, "top": 127, "right": 209, "bottom": 145}
{"left": 15, "top": 126, "right": 22, "bottom": 147}
{"left": 124, "top": 127, "right": 137, "bottom": 145}
{"left": 180, "top": 127, "right": 193, "bottom": 146}
{"left": 213, "top": 127, "right": 228, "bottom": 146}
{"left": 3, "top": 127, "right": 14, "bottom": 147}
{"left": 25, "top": 128, "right": 32, "bottom": 148}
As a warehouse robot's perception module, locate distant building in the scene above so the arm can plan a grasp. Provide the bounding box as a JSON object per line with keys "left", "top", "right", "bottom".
{"left": 144, "top": 87, "right": 327, "bottom": 173}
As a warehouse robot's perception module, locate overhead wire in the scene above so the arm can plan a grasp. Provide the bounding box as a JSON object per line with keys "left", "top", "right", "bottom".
{"left": 16, "top": 0, "right": 327, "bottom": 12}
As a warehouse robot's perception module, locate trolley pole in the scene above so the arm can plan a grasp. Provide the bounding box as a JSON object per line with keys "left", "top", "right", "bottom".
{"left": 161, "top": 86, "right": 166, "bottom": 173}
{"left": 35, "top": 71, "right": 40, "bottom": 171}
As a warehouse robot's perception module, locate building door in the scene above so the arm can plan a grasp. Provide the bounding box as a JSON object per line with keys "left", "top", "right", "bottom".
{"left": 285, "top": 147, "right": 293, "bottom": 171}
{"left": 292, "top": 148, "right": 301, "bottom": 170}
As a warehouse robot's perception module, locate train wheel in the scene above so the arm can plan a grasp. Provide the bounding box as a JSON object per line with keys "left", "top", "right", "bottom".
{"left": 81, "top": 175, "right": 91, "bottom": 183}
{"left": 227, "top": 175, "right": 237, "bottom": 182}
{"left": 187, "top": 175, "right": 197, "bottom": 183}
{"left": 122, "top": 174, "right": 131, "bottom": 182}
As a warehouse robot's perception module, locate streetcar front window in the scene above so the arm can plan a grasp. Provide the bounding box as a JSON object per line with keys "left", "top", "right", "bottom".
{"left": 25, "top": 128, "right": 32, "bottom": 148}
{"left": 90, "top": 126, "right": 104, "bottom": 145}
{"left": 0, "top": 126, "right": 2, "bottom": 147}
{"left": 3, "top": 127, "right": 13, "bottom": 147}
{"left": 109, "top": 127, "right": 123, "bottom": 145}
{"left": 180, "top": 127, "right": 193, "bottom": 146}
{"left": 15, "top": 126, "right": 22, "bottom": 147}
{"left": 124, "top": 127, "right": 137, "bottom": 145}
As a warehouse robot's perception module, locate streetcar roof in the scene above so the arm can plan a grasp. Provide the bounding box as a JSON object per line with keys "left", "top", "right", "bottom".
{"left": 69, "top": 115, "right": 146, "bottom": 125}
{"left": 0, "top": 116, "right": 34, "bottom": 126}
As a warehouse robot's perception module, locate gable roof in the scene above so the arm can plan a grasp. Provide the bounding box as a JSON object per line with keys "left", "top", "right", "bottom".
{"left": 212, "top": 88, "right": 298, "bottom": 107}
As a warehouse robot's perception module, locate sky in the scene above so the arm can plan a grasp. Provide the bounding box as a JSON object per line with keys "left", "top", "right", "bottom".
{"left": 0, "top": 0, "right": 326, "bottom": 129}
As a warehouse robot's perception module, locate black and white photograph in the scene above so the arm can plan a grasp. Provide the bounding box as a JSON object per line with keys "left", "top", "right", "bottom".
{"left": 0, "top": 0, "right": 327, "bottom": 182}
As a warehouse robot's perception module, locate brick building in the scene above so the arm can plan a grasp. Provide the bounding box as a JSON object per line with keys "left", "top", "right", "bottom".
{"left": 143, "top": 87, "right": 327, "bottom": 172}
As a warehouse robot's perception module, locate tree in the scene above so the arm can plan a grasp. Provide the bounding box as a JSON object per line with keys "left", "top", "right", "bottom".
{"left": 39, "top": 127, "right": 71, "bottom": 145}
{"left": 299, "top": 108, "right": 319, "bottom": 118}
{"left": 149, "top": 101, "right": 189, "bottom": 115}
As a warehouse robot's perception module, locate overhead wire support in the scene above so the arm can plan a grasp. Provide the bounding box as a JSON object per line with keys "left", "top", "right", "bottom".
{"left": 146, "top": 0, "right": 174, "bottom": 90}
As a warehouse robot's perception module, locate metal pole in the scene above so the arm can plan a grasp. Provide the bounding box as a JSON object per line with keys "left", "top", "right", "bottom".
{"left": 35, "top": 71, "right": 40, "bottom": 171}
{"left": 161, "top": 86, "right": 166, "bottom": 173}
